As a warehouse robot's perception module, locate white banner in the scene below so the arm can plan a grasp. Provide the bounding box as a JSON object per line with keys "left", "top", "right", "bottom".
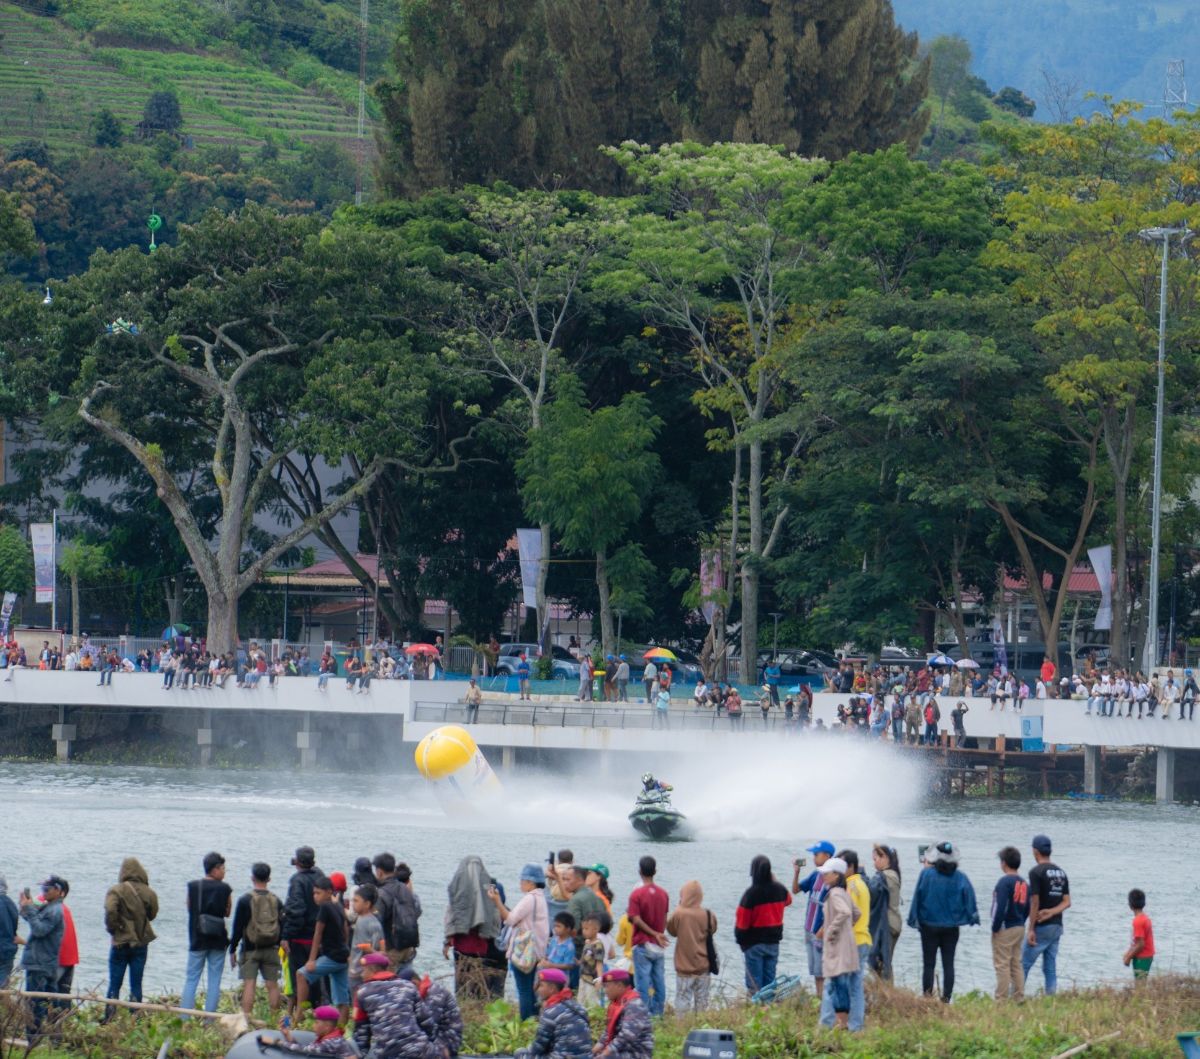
{"left": 1089, "top": 544, "right": 1113, "bottom": 631}
{"left": 516, "top": 528, "right": 542, "bottom": 610}
{"left": 31, "top": 522, "right": 55, "bottom": 605}
{"left": 0, "top": 591, "right": 15, "bottom": 638}
{"left": 991, "top": 615, "right": 1007, "bottom": 675}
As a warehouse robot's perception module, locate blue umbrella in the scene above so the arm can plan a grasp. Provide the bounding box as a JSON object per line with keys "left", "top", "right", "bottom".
{"left": 927, "top": 653, "right": 956, "bottom": 667}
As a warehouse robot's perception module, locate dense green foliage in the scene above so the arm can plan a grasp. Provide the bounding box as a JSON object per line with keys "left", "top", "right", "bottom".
{"left": 376, "top": 0, "right": 929, "bottom": 196}
{"left": 10, "top": 977, "right": 1200, "bottom": 1058}
{"left": 2, "top": 106, "right": 1197, "bottom": 665}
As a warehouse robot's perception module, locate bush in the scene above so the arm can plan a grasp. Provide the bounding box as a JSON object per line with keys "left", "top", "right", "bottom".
{"left": 91, "top": 107, "right": 123, "bottom": 147}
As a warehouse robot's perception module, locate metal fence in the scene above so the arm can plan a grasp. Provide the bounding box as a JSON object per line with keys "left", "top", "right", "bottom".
{"left": 413, "top": 699, "right": 798, "bottom": 732}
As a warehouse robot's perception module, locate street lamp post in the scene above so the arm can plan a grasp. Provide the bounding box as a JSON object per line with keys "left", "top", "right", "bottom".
{"left": 1138, "top": 225, "right": 1192, "bottom": 674}
{"left": 769, "top": 611, "right": 783, "bottom": 660}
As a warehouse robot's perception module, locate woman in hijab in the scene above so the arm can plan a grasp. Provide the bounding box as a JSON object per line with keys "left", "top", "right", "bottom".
{"left": 868, "top": 844, "right": 902, "bottom": 980}
{"left": 907, "top": 840, "right": 979, "bottom": 1003}
{"left": 443, "top": 855, "right": 503, "bottom": 1000}
{"left": 489, "top": 864, "right": 550, "bottom": 1020}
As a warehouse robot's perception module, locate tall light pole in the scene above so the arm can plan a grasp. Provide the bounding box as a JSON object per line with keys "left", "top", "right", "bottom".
{"left": 769, "top": 611, "right": 783, "bottom": 660}
{"left": 1138, "top": 225, "right": 1191, "bottom": 674}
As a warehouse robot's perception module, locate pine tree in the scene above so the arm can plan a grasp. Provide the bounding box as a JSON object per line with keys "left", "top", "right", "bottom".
{"left": 692, "top": 0, "right": 929, "bottom": 160}
{"left": 378, "top": 0, "right": 929, "bottom": 195}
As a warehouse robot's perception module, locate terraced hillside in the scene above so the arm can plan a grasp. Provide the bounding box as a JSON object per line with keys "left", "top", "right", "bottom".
{"left": 0, "top": 2, "right": 368, "bottom": 157}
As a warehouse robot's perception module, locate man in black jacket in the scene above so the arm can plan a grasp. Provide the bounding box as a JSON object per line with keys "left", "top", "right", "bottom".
{"left": 282, "top": 846, "right": 320, "bottom": 1007}
{"left": 373, "top": 853, "right": 422, "bottom": 968}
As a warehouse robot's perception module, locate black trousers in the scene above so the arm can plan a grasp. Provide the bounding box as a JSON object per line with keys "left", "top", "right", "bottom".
{"left": 919, "top": 925, "right": 960, "bottom": 1000}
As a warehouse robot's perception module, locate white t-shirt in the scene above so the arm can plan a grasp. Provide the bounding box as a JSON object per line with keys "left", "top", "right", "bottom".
{"left": 1036, "top": 680, "right": 1047, "bottom": 699}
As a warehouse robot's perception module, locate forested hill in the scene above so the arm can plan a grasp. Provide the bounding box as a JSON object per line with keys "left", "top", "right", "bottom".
{"left": 894, "top": 0, "right": 1200, "bottom": 117}
{"left": 0, "top": 0, "right": 393, "bottom": 158}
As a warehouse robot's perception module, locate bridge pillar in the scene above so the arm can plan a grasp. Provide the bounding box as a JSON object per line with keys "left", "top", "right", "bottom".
{"left": 197, "top": 709, "right": 213, "bottom": 768}
{"left": 297, "top": 712, "right": 316, "bottom": 769}
{"left": 501, "top": 746, "right": 515, "bottom": 773}
{"left": 1083, "top": 745, "right": 1101, "bottom": 796}
{"left": 52, "top": 705, "right": 75, "bottom": 762}
{"left": 1156, "top": 747, "right": 1176, "bottom": 804}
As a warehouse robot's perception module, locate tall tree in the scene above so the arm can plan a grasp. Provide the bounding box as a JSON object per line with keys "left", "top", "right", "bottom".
{"left": 988, "top": 107, "right": 1200, "bottom": 664}
{"left": 42, "top": 206, "right": 455, "bottom": 652}
{"left": 605, "top": 141, "right": 826, "bottom": 669}
{"left": 58, "top": 541, "right": 109, "bottom": 643}
{"left": 455, "top": 187, "right": 614, "bottom": 649}
{"left": 378, "top": 0, "right": 929, "bottom": 195}
{"left": 517, "top": 379, "right": 661, "bottom": 655}
{"left": 691, "top": 0, "right": 929, "bottom": 161}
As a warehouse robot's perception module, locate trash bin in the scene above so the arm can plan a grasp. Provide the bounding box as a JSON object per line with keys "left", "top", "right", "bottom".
{"left": 684, "top": 1030, "right": 737, "bottom": 1059}
{"left": 1178, "top": 1033, "right": 1200, "bottom": 1058}
{"left": 593, "top": 671, "right": 605, "bottom": 700}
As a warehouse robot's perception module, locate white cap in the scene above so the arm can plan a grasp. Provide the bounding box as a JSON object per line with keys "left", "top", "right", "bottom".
{"left": 820, "top": 857, "right": 848, "bottom": 876}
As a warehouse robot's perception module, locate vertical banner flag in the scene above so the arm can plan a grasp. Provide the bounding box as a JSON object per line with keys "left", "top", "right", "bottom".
{"left": 1088, "top": 544, "right": 1113, "bottom": 631}
{"left": 31, "top": 522, "right": 55, "bottom": 605}
{"left": 991, "top": 614, "right": 1008, "bottom": 675}
{"left": 516, "top": 528, "right": 542, "bottom": 609}
{"left": 0, "top": 591, "right": 15, "bottom": 639}
{"left": 700, "top": 548, "right": 723, "bottom": 625}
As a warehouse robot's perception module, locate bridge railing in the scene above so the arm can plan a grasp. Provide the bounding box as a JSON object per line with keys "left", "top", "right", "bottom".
{"left": 412, "top": 700, "right": 796, "bottom": 731}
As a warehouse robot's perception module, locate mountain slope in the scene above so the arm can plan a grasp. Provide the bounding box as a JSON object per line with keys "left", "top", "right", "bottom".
{"left": 0, "top": 1, "right": 369, "bottom": 157}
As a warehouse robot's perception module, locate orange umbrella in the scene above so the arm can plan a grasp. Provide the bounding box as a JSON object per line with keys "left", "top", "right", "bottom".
{"left": 405, "top": 643, "right": 439, "bottom": 656}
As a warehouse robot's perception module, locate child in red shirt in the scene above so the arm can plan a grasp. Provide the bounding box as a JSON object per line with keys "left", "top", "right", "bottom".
{"left": 1122, "top": 889, "right": 1155, "bottom": 979}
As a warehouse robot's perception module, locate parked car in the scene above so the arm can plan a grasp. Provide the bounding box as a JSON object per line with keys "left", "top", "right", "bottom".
{"left": 494, "top": 643, "right": 581, "bottom": 680}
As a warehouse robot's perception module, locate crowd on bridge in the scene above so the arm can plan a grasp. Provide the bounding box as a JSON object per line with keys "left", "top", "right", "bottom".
{"left": 1, "top": 830, "right": 1157, "bottom": 1047}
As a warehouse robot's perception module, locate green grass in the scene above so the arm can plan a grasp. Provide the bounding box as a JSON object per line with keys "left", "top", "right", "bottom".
{"left": 0, "top": 1, "right": 370, "bottom": 157}
{"left": 5, "top": 975, "right": 1196, "bottom": 1059}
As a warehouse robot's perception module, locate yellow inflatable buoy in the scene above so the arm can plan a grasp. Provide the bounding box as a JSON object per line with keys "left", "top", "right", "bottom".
{"left": 414, "top": 725, "right": 502, "bottom": 807}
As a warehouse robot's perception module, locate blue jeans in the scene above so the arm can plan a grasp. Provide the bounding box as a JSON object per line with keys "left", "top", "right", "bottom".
{"left": 181, "top": 948, "right": 224, "bottom": 1013}
{"left": 299, "top": 956, "right": 349, "bottom": 1005}
{"left": 818, "top": 967, "right": 862, "bottom": 1029}
{"left": 850, "top": 942, "right": 869, "bottom": 1029}
{"left": 108, "top": 944, "right": 148, "bottom": 1002}
{"left": 511, "top": 964, "right": 537, "bottom": 1021}
{"left": 1022, "top": 923, "right": 1063, "bottom": 995}
{"left": 632, "top": 944, "right": 666, "bottom": 1015}
{"left": 741, "top": 942, "right": 779, "bottom": 995}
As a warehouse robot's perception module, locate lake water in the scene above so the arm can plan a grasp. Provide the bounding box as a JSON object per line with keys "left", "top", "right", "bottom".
{"left": 3, "top": 739, "right": 1198, "bottom": 1000}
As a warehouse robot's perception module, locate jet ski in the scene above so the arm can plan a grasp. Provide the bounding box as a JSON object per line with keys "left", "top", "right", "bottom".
{"left": 629, "top": 788, "right": 689, "bottom": 840}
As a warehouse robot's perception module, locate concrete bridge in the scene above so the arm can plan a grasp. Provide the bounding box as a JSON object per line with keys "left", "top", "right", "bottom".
{"left": 0, "top": 672, "right": 1193, "bottom": 801}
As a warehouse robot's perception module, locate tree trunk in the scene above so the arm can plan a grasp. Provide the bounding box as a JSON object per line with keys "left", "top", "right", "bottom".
{"left": 596, "top": 549, "right": 614, "bottom": 657}
{"left": 536, "top": 522, "right": 551, "bottom": 652}
{"left": 70, "top": 574, "right": 81, "bottom": 644}
{"left": 206, "top": 590, "right": 239, "bottom": 655}
{"left": 740, "top": 438, "right": 763, "bottom": 679}
{"left": 1110, "top": 471, "right": 1129, "bottom": 666}
{"left": 165, "top": 575, "right": 184, "bottom": 628}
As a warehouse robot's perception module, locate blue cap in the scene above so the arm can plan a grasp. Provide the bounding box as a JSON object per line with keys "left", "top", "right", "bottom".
{"left": 1032, "top": 834, "right": 1052, "bottom": 855}
{"left": 807, "top": 840, "right": 836, "bottom": 857}
{"left": 620, "top": 654, "right": 627, "bottom": 660}
{"left": 519, "top": 863, "right": 546, "bottom": 885}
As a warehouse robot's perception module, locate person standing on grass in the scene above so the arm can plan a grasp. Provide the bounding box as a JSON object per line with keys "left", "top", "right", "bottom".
{"left": 296, "top": 876, "right": 351, "bottom": 1021}
{"left": 792, "top": 841, "right": 834, "bottom": 999}
{"left": 666, "top": 880, "right": 715, "bottom": 1013}
{"left": 626, "top": 856, "right": 669, "bottom": 1017}
{"left": 734, "top": 855, "right": 791, "bottom": 995}
{"left": 1123, "top": 889, "right": 1155, "bottom": 980}
{"left": 814, "top": 857, "right": 861, "bottom": 1033}
{"left": 907, "top": 841, "right": 979, "bottom": 1004}
{"left": 229, "top": 861, "right": 284, "bottom": 1018}
{"left": 19, "top": 875, "right": 65, "bottom": 1038}
{"left": 839, "top": 851, "right": 872, "bottom": 1029}
{"left": 990, "top": 846, "right": 1028, "bottom": 1001}
{"left": 1022, "top": 834, "right": 1070, "bottom": 995}
{"left": 181, "top": 853, "right": 231, "bottom": 1015}
{"left": 0, "top": 876, "right": 18, "bottom": 986}
{"left": 103, "top": 858, "right": 158, "bottom": 1012}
